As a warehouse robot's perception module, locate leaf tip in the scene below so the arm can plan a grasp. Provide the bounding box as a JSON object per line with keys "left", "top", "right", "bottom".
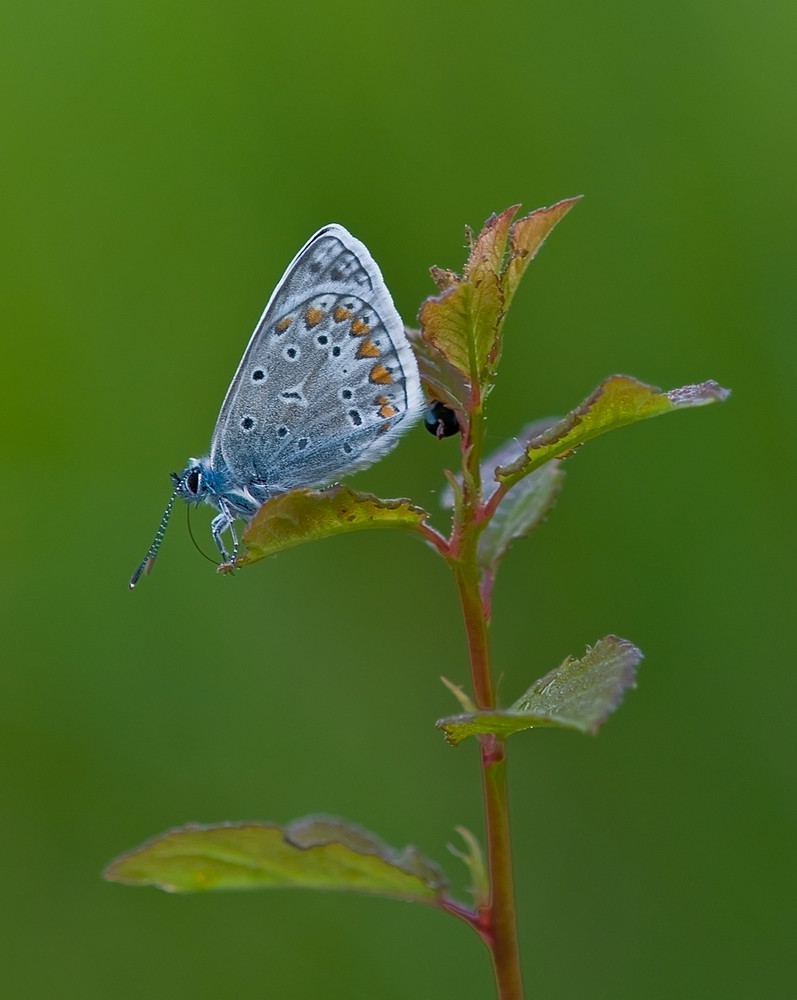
{"left": 435, "top": 717, "right": 463, "bottom": 747}
{"left": 666, "top": 380, "right": 731, "bottom": 407}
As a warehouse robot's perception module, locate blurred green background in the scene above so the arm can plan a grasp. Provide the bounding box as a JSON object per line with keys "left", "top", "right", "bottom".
{"left": 2, "top": 0, "right": 794, "bottom": 996}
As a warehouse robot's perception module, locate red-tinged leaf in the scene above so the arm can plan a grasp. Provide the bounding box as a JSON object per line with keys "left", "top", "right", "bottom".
{"left": 496, "top": 376, "right": 731, "bottom": 488}
{"left": 470, "top": 268, "right": 505, "bottom": 378}
{"left": 464, "top": 205, "right": 520, "bottom": 284}
{"left": 429, "top": 266, "right": 460, "bottom": 292}
{"left": 504, "top": 197, "right": 582, "bottom": 305}
{"left": 405, "top": 326, "right": 471, "bottom": 416}
{"left": 437, "top": 636, "right": 642, "bottom": 745}
{"left": 459, "top": 206, "right": 521, "bottom": 384}
{"left": 418, "top": 201, "right": 577, "bottom": 392}
{"left": 105, "top": 816, "right": 448, "bottom": 903}
{"left": 233, "top": 486, "right": 429, "bottom": 569}
{"left": 418, "top": 281, "right": 475, "bottom": 379}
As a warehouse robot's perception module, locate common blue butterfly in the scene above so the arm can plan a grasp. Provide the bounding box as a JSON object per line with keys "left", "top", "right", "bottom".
{"left": 131, "top": 225, "right": 423, "bottom": 587}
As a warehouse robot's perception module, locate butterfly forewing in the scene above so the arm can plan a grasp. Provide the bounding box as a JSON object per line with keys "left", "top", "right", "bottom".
{"left": 211, "top": 226, "right": 422, "bottom": 490}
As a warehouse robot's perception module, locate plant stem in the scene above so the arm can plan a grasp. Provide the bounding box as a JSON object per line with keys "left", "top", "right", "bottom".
{"left": 445, "top": 389, "right": 524, "bottom": 998}
{"left": 454, "top": 562, "right": 494, "bottom": 709}
{"left": 452, "top": 556, "right": 524, "bottom": 999}
{"left": 481, "top": 738, "right": 523, "bottom": 1000}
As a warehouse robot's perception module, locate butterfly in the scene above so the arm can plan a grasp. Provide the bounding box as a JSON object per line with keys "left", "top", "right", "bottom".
{"left": 130, "top": 225, "right": 423, "bottom": 587}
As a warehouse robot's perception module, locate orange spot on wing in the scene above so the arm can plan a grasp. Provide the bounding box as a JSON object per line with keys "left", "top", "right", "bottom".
{"left": 304, "top": 307, "right": 325, "bottom": 328}
{"left": 350, "top": 318, "right": 370, "bottom": 336}
{"left": 356, "top": 338, "right": 381, "bottom": 359}
{"left": 275, "top": 316, "right": 293, "bottom": 333}
{"left": 374, "top": 395, "right": 388, "bottom": 405}
{"left": 378, "top": 403, "right": 398, "bottom": 418}
{"left": 333, "top": 306, "right": 352, "bottom": 322}
{"left": 369, "top": 363, "right": 393, "bottom": 385}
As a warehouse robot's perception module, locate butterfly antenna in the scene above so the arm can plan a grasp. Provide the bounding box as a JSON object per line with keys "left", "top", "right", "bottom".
{"left": 129, "top": 483, "right": 180, "bottom": 589}
{"left": 186, "top": 504, "right": 218, "bottom": 566}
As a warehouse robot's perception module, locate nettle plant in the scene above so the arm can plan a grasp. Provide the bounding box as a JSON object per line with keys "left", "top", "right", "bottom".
{"left": 106, "top": 201, "right": 729, "bottom": 999}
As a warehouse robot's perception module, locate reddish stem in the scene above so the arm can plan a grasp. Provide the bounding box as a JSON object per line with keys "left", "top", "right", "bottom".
{"left": 480, "top": 739, "right": 523, "bottom": 999}
{"left": 440, "top": 380, "right": 524, "bottom": 997}
{"left": 480, "top": 479, "right": 510, "bottom": 525}
{"left": 451, "top": 552, "right": 524, "bottom": 999}
{"left": 417, "top": 521, "right": 451, "bottom": 557}
{"left": 454, "top": 562, "right": 494, "bottom": 709}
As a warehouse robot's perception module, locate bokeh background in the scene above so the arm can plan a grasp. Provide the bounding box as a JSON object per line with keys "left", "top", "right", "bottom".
{"left": 2, "top": 0, "right": 795, "bottom": 997}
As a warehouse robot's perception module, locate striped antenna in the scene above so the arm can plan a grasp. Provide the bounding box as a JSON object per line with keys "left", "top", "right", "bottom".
{"left": 129, "top": 482, "right": 181, "bottom": 589}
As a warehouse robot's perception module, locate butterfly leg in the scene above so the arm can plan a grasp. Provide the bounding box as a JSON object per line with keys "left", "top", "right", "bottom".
{"left": 210, "top": 499, "right": 238, "bottom": 563}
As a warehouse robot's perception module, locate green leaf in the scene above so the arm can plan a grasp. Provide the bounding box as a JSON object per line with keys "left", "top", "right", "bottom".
{"left": 233, "top": 486, "right": 429, "bottom": 569}
{"left": 417, "top": 200, "right": 579, "bottom": 393}
{"left": 479, "top": 460, "right": 564, "bottom": 570}
{"left": 475, "top": 424, "right": 565, "bottom": 570}
{"left": 437, "top": 635, "right": 642, "bottom": 745}
{"left": 496, "top": 376, "right": 731, "bottom": 489}
{"left": 439, "top": 421, "right": 564, "bottom": 570}
{"left": 104, "top": 816, "right": 449, "bottom": 903}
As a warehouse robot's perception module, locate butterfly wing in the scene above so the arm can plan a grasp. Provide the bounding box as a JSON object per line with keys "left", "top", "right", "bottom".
{"left": 210, "top": 225, "right": 423, "bottom": 494}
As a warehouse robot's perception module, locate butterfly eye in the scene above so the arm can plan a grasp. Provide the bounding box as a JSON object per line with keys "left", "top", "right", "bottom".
{"left": 186, "top": 469, "right": 201, "bottom": 494}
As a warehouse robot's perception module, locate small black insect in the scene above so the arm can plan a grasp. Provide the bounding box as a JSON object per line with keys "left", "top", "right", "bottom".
{"left": 424, "top": 400, "right": 460, "bottom": 439}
